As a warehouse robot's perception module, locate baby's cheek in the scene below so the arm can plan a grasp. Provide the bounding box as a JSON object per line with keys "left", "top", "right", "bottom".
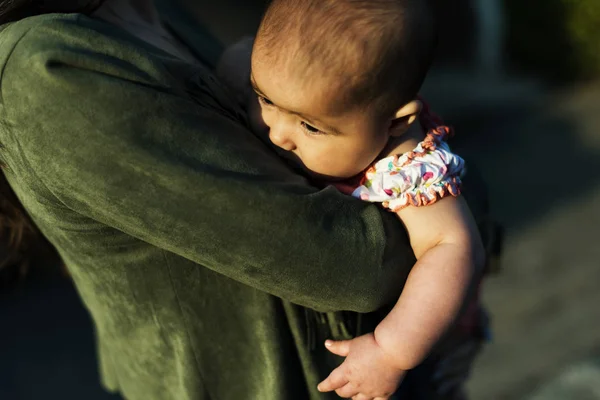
{"left": 300, "top": 152, "right": 339, "bottom": 177}
{"left": 302, "top": 142, "right": 372, "bottom": 179}
{"left": 351, "top": 146, "right": 380, "bottom": 173}
{"left": 323, "top": 155, "right": 369, "bottom": 179}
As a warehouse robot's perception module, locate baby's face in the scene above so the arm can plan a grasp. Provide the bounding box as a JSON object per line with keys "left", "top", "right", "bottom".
{"left": 250, "top": 55, "right": 390, "bottom": 180}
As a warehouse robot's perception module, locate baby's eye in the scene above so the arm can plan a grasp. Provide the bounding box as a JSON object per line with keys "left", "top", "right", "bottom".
{"left": 257, "top": 95, "right": 274, "bottom": 106}
{"left": 301, "top": 121, "right": 325, "bottom": 136}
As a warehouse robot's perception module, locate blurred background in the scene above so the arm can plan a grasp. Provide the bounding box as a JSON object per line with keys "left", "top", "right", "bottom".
{"left": 1, "top": 0, "right": 599, "bottom": 399}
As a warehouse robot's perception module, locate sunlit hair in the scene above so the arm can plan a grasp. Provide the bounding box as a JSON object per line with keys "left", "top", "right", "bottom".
{"left": 255, "top": 0, "right": 438, "bottom": 118}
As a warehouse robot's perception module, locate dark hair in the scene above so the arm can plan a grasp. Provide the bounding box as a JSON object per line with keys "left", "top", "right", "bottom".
{"left": 256, "top": 0, "right": 438, "bottom": 117}
{"left": 0, "top": 0, "right": 106, "bottom": 285}
{"left": 0, "top": 0, "right": 106, "bottom": 24}
{"left": 0, "top": 172, "right": 62, "bottom": 288}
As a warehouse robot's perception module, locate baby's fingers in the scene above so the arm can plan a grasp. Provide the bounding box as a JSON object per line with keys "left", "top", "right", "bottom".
{"left": 352, "top": 394, "right": 375, "bottom": 400}
{"left": 317, "top": 367, "right": 348, "bottom": 393}
{"left": 324, "top": 339, "right": 352, "bottom": 357}
{"left": 335, "top": 383, "right": 359, "bottom": 399}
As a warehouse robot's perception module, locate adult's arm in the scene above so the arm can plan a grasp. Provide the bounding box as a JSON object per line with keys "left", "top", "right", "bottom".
{"left": 2, "top": 16, "right": 488, "bottom": 313}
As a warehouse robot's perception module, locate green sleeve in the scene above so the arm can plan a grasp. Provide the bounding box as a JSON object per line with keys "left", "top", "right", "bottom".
{"left": 2, "top": 15, "right": 414, "bottom": 312}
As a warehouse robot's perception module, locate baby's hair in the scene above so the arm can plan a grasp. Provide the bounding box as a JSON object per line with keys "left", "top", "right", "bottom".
{"left": 256, "top": 0, "right": 437, "bottom": 118}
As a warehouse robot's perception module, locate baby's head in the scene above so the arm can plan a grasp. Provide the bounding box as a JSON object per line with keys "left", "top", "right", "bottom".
{"left": 251, "top": 0, "right": 437, "bottom": 179}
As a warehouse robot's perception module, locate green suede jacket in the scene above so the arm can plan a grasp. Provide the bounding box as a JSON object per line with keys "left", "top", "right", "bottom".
{"left": 0, "top": 7, "right": 486, "bottom": 400}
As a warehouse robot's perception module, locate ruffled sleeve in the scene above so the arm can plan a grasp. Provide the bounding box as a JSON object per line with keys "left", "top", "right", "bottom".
{"left": 352, "top": 126, "right": 465, "bottom": 212}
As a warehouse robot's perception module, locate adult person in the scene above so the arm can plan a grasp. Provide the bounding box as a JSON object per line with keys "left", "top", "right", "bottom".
{"left": 0, "top": 0, "right": 492, "bottom": 398}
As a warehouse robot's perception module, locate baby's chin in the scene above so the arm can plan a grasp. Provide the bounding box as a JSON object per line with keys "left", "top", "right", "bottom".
{"left": 305, "top": 170, "right": 349, "bottom": 182}
{"left": 298, "top": 160, "right": 363, "bottom": 182}
{"left": 280, "top": 151, "right": 365, "bottom": 182}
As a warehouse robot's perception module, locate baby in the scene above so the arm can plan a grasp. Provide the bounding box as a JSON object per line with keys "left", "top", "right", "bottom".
{"left": 219, "top": 0, "right": 485, "bottom": 398}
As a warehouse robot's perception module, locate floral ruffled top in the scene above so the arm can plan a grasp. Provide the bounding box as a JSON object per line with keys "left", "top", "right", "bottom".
{"left": 352, "top": 112, "right": 465, "bottom": 212}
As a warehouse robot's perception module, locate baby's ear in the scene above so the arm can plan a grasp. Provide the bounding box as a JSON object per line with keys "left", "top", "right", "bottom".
{"left": 389, "top": 99, "right": 423, "bottom": 137}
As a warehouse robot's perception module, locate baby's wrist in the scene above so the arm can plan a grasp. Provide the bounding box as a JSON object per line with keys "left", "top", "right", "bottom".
{"left": 373, "top": 325, "right": 422, "bottom": 371}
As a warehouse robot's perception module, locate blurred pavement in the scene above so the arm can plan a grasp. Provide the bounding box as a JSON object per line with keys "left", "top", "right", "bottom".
{"left": 424, "top": 74, "right": 600, "bottom": 399}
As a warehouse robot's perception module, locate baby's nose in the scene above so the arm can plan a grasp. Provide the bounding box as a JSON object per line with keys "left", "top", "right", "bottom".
{"left": 269, "top": 128, "right": 296, "bottom": 151}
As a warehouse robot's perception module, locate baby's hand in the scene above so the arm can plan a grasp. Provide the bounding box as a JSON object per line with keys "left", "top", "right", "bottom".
{"left": 317, "top": 333, "right": 406, "bottom": 399}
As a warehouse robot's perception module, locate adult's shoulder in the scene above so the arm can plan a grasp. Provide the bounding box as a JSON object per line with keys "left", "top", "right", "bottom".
{"left": 0, "top": 13, "right": 80, "bottom": 45}
{"left": 1, "top": 13, "right": 128, "bottom": 60}
{"left": 0, "top": 13, "right": 178, "bottom": 102}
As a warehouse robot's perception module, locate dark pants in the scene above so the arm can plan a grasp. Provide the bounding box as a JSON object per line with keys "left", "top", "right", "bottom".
{"left": 394, "top": 307, "right": 489, "bottom": 400}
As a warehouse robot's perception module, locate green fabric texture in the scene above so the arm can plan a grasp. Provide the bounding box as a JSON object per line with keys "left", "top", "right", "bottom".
{"left": 0, "top": 10, "right": 487, "bottom": 400}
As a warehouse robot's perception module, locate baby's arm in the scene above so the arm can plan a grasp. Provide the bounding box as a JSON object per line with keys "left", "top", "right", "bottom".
{"left": 370, "top": 126, "right": 485, "bottom": 369}
{"left": 318, "top": 196, "right": 484, "bottom": 399}
{"left": 318, "top": 128, "right": 485, "bottom": 398}
{"left": 375, "top": 195, "right": 485, "bottom": 370}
